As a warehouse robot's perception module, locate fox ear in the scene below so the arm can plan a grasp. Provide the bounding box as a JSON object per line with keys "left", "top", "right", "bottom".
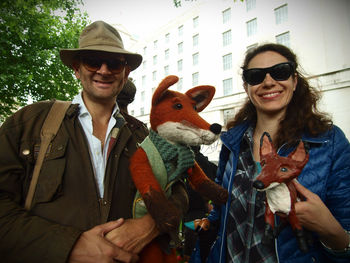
{"left": 152, "top": 75, "right": 179, "bottom": 106}
{"left": 260, "top": 132, "right": 274, "bottom": 157}
{"left": 289, "top": 141, "right": 308, "bottom": 163}
{"left": 185, "top": 85, "right": 215, "bottom": 112}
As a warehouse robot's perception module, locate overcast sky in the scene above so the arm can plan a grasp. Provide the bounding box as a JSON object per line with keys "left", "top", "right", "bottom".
{"left": 80, "top": 0, "right": 195, "bottom": 39}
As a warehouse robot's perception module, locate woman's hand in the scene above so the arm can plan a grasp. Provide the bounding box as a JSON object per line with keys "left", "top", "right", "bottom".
{"left": 292, "top": 180, "right": 349, "bottom": 250}
{"left": 105, "top": 214, "right": 159, "bottom": 254}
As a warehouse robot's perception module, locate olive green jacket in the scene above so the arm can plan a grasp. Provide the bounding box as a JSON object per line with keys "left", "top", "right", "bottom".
{"left": 0, "top": 100, "right": 148, "bottom": 263}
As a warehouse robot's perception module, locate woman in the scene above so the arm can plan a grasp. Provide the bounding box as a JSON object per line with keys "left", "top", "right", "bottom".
{"left": 192, "top": 43, "right": 350, "bottom": 262}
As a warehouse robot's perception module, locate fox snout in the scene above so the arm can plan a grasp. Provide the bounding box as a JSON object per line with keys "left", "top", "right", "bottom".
{"left": 253, "top": 180, "right": 265, "bottom": 190}
{"left": 210, "top": 123, "right": 222, "bottom": 135}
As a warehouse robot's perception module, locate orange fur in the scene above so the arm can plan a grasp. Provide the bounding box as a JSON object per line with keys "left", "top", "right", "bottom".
{"left": 129, "top": 75, "right": 228, "bottom": 263}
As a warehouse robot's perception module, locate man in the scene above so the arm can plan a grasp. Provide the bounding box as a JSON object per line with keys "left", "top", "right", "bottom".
{"left": 0, "top": 21, "right": 187, "bottom": 263}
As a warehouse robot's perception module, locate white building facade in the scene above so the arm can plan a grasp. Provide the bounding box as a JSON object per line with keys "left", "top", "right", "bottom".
{"left": 126, "top": 0, "right": 350, "bottom": 161}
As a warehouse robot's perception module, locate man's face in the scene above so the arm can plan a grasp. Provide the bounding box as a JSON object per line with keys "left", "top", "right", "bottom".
{"left": 73, "top": 51, "right": 130, "bottom": 104}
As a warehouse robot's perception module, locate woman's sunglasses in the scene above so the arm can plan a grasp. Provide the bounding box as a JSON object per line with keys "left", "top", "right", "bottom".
{"left": 243, "top": 62, "right": 296, "bottom": 85}
{"left": 80, "top": 56, "right": 127, "bottom": 74}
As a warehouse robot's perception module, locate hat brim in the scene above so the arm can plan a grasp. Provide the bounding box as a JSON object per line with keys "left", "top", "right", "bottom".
{"left": 60, "top": 46, "right": 142, "bottom": 71}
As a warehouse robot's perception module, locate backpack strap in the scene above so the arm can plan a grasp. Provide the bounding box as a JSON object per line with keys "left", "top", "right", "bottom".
{"left": 24, "top": 100, "right": 72, "bottom": 210}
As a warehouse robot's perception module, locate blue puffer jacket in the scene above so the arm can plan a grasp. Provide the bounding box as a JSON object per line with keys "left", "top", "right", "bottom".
{"left": 192, "top": 122, "right": 350, "bottom": 263}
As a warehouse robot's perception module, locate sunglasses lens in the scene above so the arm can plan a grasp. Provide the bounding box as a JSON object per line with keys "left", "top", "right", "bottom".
{"left": 108, "top": 60, "right": 126, "bottom": 73}
{"left": 270, "top": 63, "right": 293, "bottom": 81}
{"left": 244, "top": 62, "right": 294, "bottom": 85}
{"left": 244, "top": 69, "right": 267, "bottom": 85}
{"left": 81, "top": 57, "right": 126, "bottom": 73}
{"left": 82, "top": 57, "right": 101, "bottom": 71}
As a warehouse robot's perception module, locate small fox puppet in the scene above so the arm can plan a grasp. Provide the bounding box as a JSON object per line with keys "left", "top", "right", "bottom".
{"left": 129, "top": 75, "right": 228, "bottom": 263}
{"left": 253, "top": 132, "right": 310, "bottom": 252}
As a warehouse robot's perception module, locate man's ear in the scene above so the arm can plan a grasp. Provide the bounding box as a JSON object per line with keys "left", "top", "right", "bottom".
{"left": 124, "top": 66, "right": 131, "bottom": 79}
{"left": 72, "top": 61, "right": 80, "bottom": 79}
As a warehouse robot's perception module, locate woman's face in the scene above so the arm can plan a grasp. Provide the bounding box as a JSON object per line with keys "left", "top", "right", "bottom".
{"left": 244, "top": 51, "right": 297, "bottom": 118}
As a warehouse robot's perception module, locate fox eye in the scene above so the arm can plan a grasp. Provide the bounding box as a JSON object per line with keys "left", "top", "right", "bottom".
{"left": 280, "top": 167, "right": 288, "bottom": 172}
{"left": 173, "top": 103, "right": 183, "bottom": 110}
{"left": 193, "top": 105, "right": 197, "bottom": 111}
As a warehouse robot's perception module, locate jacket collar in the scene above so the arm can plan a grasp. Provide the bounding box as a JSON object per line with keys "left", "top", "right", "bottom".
{"left": 220, "top": 121, "right": 250, "bottom": 152}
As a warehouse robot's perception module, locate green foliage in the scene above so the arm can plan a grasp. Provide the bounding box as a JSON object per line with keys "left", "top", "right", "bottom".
{"left": 0, "top": 0, "right": 89, "bottom": 120}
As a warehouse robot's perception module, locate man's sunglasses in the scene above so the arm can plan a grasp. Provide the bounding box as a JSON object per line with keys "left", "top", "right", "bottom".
{"left": 243, "top": 62, "right": 296, "bottom": 85}
{"left": 80, "top": 56, "right": 127, "bottom": 74}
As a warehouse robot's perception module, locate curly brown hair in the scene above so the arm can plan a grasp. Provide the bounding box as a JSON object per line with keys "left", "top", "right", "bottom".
{"left": 227, "top": 43, "right": 332, "bottom": 147}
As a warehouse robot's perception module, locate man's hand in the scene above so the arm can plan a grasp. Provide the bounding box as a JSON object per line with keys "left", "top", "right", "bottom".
{"left": 68, "top": 219, "right": 139, "bottom": 263}
{"left": 105, "top": 214, "right": 159, "bottom": 254}
{"left": 293, "top": 180, "right": 349, "bottom": 250}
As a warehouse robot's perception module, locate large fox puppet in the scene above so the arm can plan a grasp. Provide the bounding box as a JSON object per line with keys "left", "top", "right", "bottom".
{"left": 129, "top": 75, "right": 228, "bottom": 263}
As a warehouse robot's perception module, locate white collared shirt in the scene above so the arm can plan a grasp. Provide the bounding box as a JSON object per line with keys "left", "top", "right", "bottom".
{"left": 72, "top": 93, "right": 118, "bottom": 197}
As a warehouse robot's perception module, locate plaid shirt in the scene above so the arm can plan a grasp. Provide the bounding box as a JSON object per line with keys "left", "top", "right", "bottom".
{"left": 226, "top": 127, "right": 277, "bottom": 263}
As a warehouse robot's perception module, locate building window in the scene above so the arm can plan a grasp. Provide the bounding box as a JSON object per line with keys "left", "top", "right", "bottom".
{"left": 152, "top": 71, "right": 157, "bottom": 81}
{"left": 178, "top": 25, "right": 184, "bottom": 36}
{"left": 193, "top": 34, "right": 199, "bottom": 47}
{"left": 130, "top": 110, "right": 134, "bottom": 116}
{"left": 141, "top": 91, "right": 145, "bottom": 102}
{"left": 164, "top": 65, "right": 169, "bottom": 76}
{"left": 223, "top": 78, "right": 233, "bottom": 96}
{"left": 142, "top": 61, "right": 147, "bottom": 69}
{"left": 153, "top": 40, "right": 158, "bottom": 49}
{"left": 177, "top": 77, "right": 183, "bottom": 91}
{"left": 165, "top": 49, "right": 169, "bottom": 60}
{"left": 140, "top": 107, "right": 144, "bottom": 115}
{"left": 246, "top": 0, "right": 256, "bottom": 12}
{"left": 177, "top": 59, "right": 183, "bottom": 72}
{"left": 142, "top": 76, "right": 146, "bottom": 87}
{"left": 222, "top": 30, "right": 232, "bottom": 47}
{"left": 192, "top": 52, "right": 199, "bottom": 66}
{"left": 193, "top": 16, "right": 199, "bottom": 28}
{"left": 222, "top": 8, "right": 231, "bottom": 24}
{"left": 143, "top": 46, "right": 147, "bottom": 55}
{"left": 192, "top": 72, "right": 199, "bottom": 86}
{"left": 275, "top": 4, "right": 288, "bottom": 25}
{"left": 153, "top": 55, "right": 157, "bottom": 65}
{"left": 178, "top": 42, "right": 183, "bottom": 54}
{"left": 223, "top": 53, "right": 232, "bottom": 71}
{"left": 276, "top": 31, "right": 290, "bottom": 47}
{"left": 165, "top": 33, "right": 170, "bottom": 43}
{"left": 246, "top": 18, "right": 257, "bottom": 37}
{"left": 223, "top": 108, "right": 235, "bottom": 125}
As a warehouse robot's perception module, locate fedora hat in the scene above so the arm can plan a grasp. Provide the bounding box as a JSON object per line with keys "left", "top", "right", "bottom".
{"left": 60, "top": 21, "right": 142, "bottom": 71}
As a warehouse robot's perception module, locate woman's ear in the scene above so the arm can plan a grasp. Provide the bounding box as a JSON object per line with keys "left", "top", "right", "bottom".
{"left": 243, "top": 82, "right": 248, "bottom": 93}
{"left": 293, "top": 73, "right": 298, "bottom": 91}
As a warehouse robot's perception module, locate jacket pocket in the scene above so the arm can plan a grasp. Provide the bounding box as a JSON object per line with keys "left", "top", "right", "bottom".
{"left": 33, "top": 139, "right": 68, "bottom": 204}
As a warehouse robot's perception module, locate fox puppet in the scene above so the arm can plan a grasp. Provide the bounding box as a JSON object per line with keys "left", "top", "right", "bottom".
{"left": 129, "top": 75, "right": 228, "bottom": 263}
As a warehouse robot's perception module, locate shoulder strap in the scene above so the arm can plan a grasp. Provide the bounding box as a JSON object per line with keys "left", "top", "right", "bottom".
{"left": 24, "top": 100, "right": 71, "bottom": 210}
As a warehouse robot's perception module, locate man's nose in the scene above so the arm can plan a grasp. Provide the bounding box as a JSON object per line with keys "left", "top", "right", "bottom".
{"left": 97, "top": 62, "right": 112, "bottom": 74}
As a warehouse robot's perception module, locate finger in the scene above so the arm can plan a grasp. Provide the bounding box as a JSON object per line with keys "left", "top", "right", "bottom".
{"left": 113, "top": 248, "right": 139, "bottom": 263}
{"left": 292, "top": 180, "right": 312, "bottom": 199}
{"left": 97, "top": 218, "right": 125, "bottom": 236}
